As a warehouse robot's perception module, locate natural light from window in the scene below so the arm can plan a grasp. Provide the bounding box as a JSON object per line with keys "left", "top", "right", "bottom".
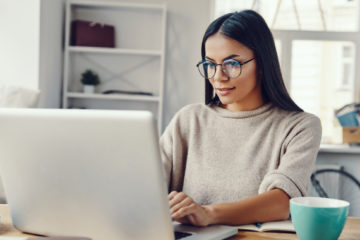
{"left": 215, "top": 0, "right": 358, "bottom": 31}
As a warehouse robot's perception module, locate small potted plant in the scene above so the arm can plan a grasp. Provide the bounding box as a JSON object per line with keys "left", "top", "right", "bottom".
{"left": 80, "top": 69, "right": 100, "bottom": 94}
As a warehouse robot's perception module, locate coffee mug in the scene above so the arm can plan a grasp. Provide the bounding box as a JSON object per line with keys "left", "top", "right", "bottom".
{"left": 290, "top": 197, "right": 349, "bottom": 240}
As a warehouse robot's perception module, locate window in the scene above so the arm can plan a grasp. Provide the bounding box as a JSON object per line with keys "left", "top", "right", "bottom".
{"left": 214, "top": 0, "right": 360, "bottom": 144}
{"left": 339, "top": 44, "right": 355, "bottom": 90}
{"left": 215, "top": 0, "right": 359, "bottom": 31}
{"left": 290, "top": 40, "right": 355, "bottom": 143}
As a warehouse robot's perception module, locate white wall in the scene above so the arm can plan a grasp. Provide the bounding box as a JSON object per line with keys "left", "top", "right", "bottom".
{"left": 0, "top": 0, "right": 64, "bottom": 108}
{"left": 161, "top": 0, "right": 211, "bottom": 127}
{"left": 38, "top": 0, "right": 65, "bottom": 108}
{"left": 0, "top": 0, "right": 41, "bottom": 89}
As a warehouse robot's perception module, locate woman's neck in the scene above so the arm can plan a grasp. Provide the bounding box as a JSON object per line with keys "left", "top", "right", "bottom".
{"left": 222, "top": 94, "right": 265, "bottom": 112}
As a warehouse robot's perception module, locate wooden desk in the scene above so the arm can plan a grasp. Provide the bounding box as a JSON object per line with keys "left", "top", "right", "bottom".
{"left": 0, "top": 204, "right": 359, "bottom": 239}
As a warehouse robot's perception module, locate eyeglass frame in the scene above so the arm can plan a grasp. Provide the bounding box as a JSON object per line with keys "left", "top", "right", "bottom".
{"left": 196, "top": 56, "right": 256, "bottom": 79}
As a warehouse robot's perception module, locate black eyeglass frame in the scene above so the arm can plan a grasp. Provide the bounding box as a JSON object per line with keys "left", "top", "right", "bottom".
{"left": 196, "top": 56, "right": 255, "bottom": 79}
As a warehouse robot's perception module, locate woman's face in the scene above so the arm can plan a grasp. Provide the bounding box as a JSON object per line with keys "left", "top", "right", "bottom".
{"left": 205, "top": 32, "right": 264, "bottom": 112}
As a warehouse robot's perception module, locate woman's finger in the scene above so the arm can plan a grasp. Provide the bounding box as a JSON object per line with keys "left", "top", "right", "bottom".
{"left": 170, "top": 196, "right": 193, "bottom": 215}
{"left": 175, "top": 216, "right": 190, "bottom": 225}
{"left": 172, "top": 203, "right": 197, "bottom": 219}
{"left": 169, "top": 192, "right": 188, "bottom": 208}
{"left": 168, "top": 191, "right": 178, "bottom": 200}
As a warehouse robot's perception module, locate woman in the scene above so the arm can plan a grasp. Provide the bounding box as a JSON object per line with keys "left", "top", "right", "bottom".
{"left": 160, "top": 10, "right": 322, "bottom": 227}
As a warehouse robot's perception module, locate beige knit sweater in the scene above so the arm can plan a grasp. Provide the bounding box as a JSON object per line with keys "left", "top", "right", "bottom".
{"left": 160, "top": 103, "right": 322, "bottom": 205}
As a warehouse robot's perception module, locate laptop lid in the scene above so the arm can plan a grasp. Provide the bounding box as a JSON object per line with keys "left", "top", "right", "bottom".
{"left": 0, "top": 109, "right": 174, "bottom": 240}
{"left": 0, "top": 108, "right": 238, "bottom": 240}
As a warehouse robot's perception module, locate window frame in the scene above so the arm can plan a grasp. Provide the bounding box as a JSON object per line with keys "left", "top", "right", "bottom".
{"left": 272, "top": 30, "right": 360, "bottom": 103}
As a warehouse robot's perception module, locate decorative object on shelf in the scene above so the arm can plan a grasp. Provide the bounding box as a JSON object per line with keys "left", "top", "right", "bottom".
{"left": 71, "top": 20, "right": 115, "bottom": 48}
{"left": 80, "top": 69, "right": 100, "bottom": 94}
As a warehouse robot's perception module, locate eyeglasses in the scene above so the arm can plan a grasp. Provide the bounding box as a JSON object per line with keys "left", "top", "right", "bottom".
{"left": 196, "top": 57, "right": 255, "bottom": 79}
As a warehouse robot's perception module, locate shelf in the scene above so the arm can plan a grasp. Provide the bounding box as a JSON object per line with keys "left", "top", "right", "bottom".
{"left": 68, "top": 46, "right": 162, "bottom": 56}
{"left": 68, "top": 0, "right": 165, "bottom": 11}
{"left": 319, "top": 144, "right": 360, "bottom": 154}
{"left": 66, "top": 92, "right": 160, "bottom": 102}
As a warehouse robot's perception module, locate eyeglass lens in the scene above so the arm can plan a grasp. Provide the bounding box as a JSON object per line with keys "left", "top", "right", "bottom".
{"left": 198, "top": 59, "right": 242, "bottom": 79}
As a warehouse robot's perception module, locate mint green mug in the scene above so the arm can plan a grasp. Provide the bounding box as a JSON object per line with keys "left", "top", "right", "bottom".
{"left": 290, "top": 197, "right": 349, "bottom": 240}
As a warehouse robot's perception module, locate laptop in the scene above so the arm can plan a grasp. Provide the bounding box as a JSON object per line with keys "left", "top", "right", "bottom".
{"left": 0, "top": 109, "right": 238, "bottom": 240}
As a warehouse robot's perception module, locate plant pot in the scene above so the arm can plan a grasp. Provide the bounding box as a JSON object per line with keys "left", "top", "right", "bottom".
{"left": 83, "top": 85, "right": 95, "bottom": 94}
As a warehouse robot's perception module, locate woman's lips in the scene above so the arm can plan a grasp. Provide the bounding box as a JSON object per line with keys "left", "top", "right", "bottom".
{"left": 216, "top": 87, "right": 235, "bottom": 96}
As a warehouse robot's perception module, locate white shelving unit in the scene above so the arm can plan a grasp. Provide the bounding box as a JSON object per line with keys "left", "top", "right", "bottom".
{"left": 62, "top": 0, "right": 167, "bottom": 130}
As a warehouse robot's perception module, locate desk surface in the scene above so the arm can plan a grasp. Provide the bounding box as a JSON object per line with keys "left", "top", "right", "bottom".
{"left": 0, "top": 204, "right": 359, "bottom": 240}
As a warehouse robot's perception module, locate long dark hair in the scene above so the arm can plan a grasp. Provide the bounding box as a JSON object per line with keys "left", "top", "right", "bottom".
{"left": 202, "top": 10, "right": 303, "bottom": 112}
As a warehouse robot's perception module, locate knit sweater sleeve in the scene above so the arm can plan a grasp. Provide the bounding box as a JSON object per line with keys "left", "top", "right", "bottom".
{"left": 258, "top": 114, "right": 322, "bottom": 198}
{"left": 159, "top": 109, "right": 189, "bottom": 193}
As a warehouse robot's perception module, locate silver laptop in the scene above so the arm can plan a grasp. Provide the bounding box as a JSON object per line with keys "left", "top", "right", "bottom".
{"left": 0, "top": 109, "right": 238, "bottom": 240}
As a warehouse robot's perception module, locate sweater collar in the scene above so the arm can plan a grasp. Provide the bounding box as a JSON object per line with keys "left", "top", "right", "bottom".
{"left": 208, "top": 103, "right": 273, "bottom": 119}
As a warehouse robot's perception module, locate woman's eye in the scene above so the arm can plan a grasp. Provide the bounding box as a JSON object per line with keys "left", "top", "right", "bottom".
{"left": 228, "top": 60, "right": 240, "bottom": 66}
{"left": 205, "top": 62, "right": 215, "bottom": 68}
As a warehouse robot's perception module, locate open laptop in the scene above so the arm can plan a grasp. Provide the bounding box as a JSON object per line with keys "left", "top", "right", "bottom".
{"left": 0, "top": 109, "right": 238, "bottom": 240}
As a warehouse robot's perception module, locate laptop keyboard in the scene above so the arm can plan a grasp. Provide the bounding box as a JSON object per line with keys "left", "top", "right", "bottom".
{"left": 174, "top": 231, "right": 193, "bottom": 239}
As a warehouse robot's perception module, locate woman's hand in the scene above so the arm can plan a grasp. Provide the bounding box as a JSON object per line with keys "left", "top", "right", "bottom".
{"left": 168, "top": 191, "right": 213, "bottom": 227}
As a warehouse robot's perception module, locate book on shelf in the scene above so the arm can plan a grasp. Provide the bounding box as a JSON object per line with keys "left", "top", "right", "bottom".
{"left": 238, "top": 220, "right": 295, "bottom": 233}
{"left": 335, "top": 103, "right": 360, "bottom": 127}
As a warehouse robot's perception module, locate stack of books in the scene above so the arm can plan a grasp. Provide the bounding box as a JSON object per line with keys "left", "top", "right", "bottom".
{"left": 335, "top": 103, "right": 360, "bottom": 127}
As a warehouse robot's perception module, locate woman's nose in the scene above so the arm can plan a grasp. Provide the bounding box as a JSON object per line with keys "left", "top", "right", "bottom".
{"left": 212, "top": 65, "right": 229, "bottom": 82}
